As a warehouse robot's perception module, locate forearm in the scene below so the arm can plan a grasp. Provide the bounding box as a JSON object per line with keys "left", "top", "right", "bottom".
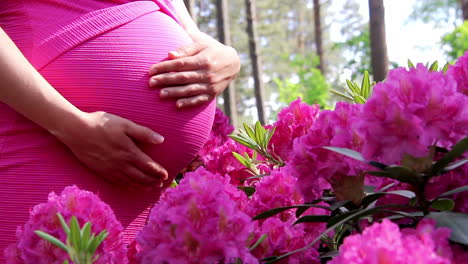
{"left": 0, "top": 28, "right": 83, "bottom": 139}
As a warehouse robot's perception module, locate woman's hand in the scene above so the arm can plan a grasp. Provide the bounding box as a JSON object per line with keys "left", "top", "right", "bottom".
{"left": 57, "top": 111, "right": 168, "bottom": 191}
{"left": 148, "top": 32, "right": 240, "bottom": 108}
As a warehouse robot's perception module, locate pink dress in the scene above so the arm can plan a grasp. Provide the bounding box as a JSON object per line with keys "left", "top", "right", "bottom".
{"left": 0, "top": 0, "right": 215, "bottom": 261}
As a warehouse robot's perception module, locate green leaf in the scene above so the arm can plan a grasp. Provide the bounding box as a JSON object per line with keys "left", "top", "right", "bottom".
{"left": 293, "top": 215, "right": 331, "bottom": 225}
{"left": 80, "top": 222, "right": 91, "bottom": 251}
{"left": 435, "top": 185, "right": 468, "bottom": 199}
{"left": 408, "top": 59, "right": 415, "bottom": 68}
{"left": 319, "top": 251, "right": 339, "bottom": 259}
{"left": 57, "top": 213, "right": 70, "bottom": 235}
{"left": 253, "top": 204, "right": 331, "bottom": 221}
{"left": 238, "top": 186, "right": 256, "bottom": 197}
{"left": 427, "top": 212, "right": 468, "bottom": 245}
{"left": 430, "top": 137, "right": 468, "bottom": 176}
{"left": 330, "top": 89, "right": 354, "bottom": 101}
{"left": 367, "top": 166, "right": 420, "bottom": 184}
{"left": 323, "top": 146, "right": 367, "bottom": 162}
{"left": 431, "top": 198, "right": 455, "bottom": 211}
{"left": 429, "top": 60, "right": 439, "bottom": 71}
{"left": 361, "top": 71, "right": 371, "bottom": 98}
{"left": 232, "top": 152, "right": 249, "bottom": 168}
{"left": 254, "top": 121, "right": 265, "bottom": 146}
{"left": 382, "top": 210, "right": 424, "bottom": 220}
{"left": 442, "top": 157, "right": 468, "bottom": 172}
{"left": 35, "top": 230, "right": 68, "bottom": 252}
{"left": 89, "top": 230, "right": 109, "bottom": 256}
{"left": 69, "top": 216, "right": 81, "bottom": 250}
{"left": 249, "top": 234, "right": 267, "bottom": 251}
{"left": 360, "top": 190, "right": 415, "bottom": 208}
{"left": 353, "top": 94, "right": 366, "bottom": 104}
{"left": 442, "top": 62, "right": 450, "bottom": 72}
{"left": 243, "top": 123, "right": 255, "bottom": 140}
{"left": 346, "top": 80, "right": 360, "bottom": 95}
{"left": 229, "top": 134, "right": 256, "bottom": 150}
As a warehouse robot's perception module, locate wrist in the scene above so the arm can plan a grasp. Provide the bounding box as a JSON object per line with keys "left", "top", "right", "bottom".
{"left": 48, "top": 108, "right": 89, "bottom": 144}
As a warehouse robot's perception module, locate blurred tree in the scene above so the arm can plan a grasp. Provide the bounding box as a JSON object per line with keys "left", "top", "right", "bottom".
{"left": 184, "top": 0, "right": 197, "bottom": 24}
{"left": 463, "top": 0, "right": 468, "bottom": 20}
{"left": 274, "top": 54, "right": 329, "bottom": 108}
{"left": 245, "top": 0, "right": 266, "bottom": 124}
{"left": 368, "top": 0, "right": 388, "bottom": 82}
{"left": 442, "top": 21, "right": 468, "bottom": 60}
{"left": 408, "top": 0, "right": 461, "bottom": 27}
{"left": 313, "top": 0, "right": 324, "bottom": 74}
{"left": 216, "top": 0, "right": 238, "bottom": 126}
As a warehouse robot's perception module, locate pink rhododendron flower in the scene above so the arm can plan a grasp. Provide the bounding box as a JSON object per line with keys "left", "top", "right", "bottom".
{"left": 4, "top": 186, "right": 126, "bottom": 264}
{"left": 136, "top": 167, "right": 258, "bottom": 264}
{"left": 251, "top": 218, "right": 320, "bottom": 264}
{"left": 268, "top": 98, "right": 320, "bottom": 162}
{"left": 202, "top": 137, "right": 270, "bottom": 186}
{"left": 330, "top": 219, "right": 454, "bottom": 264}
{"left": 359, "top": 65, "right": 468, "bottom": 164}
{"left": 448, "top": 50, "right": 468, "bottom": 95}
{"left": 199, "top": 107, "right": 234, "bottom": 158}
{"left": 289, "top": 102, "right": 368, "bottom": 201}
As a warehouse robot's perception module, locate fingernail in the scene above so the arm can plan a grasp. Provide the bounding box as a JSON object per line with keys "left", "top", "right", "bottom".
{"left": 159, "top": 181, "right": 164, "bottom": 187}
{"left": 160, "top": 90, "right": 168, "bottom": 97}
{"left": 177, "top": 102, "right": 183, "bottom": 108}
{"left": 150, "top": 78, "right": 158, "bottom": 87}
{"left": 152, "top": 133, "right": 164, "bottom": 144}
{"left": 169, "top": 51, "right": 180, "bottom": 57}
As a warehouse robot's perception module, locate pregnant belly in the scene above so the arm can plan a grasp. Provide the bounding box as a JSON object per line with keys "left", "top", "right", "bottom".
{"left": 40, "top": 10, "right": 216, "bottom": 180}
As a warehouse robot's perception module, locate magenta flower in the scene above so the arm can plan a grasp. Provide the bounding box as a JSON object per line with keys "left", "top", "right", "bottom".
{"left": 4, "top": 186, "right": 127, "bottom": 264}
{"left": 359, "top": 65, "right": 468, "bottom": 164}
{"left": 135, "top": 167, "right": 258, "bottom": 264}
{"left": 199, "top": 108, "right": 234, "bottom": 158}
{"left": 447, "top": 50, "right": 468, "bottom": 95}
{"left": 330, "top": 219, "right": 454, "bottom": 264}
{"left": 289, "top": 102, "right": 368, "bottom": 201}
{"left": 268, "top": 98, "right": 320, "bottom": 162}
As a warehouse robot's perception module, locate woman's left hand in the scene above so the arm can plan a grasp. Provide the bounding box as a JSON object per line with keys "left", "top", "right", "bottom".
{"left": 148, "top": 32, "right": 240, "bottom": 108}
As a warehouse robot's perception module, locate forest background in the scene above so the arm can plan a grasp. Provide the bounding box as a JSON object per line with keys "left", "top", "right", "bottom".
{"left": 184, "top": 0, "right": 468, "bottom": 126}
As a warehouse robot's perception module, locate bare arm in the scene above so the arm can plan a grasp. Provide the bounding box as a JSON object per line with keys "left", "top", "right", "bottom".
{"left": 0, "top": 28, "right": 168, "bottom": 190}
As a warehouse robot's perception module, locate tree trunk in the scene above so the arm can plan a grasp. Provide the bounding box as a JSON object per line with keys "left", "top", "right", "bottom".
{"left": 184, "top": 0, "right": 197, "bottom": 24}
{"left": 245, "top": 0, "right": 266, "bottom": 124}
{"left": 216, "top": 0, "right": 237, "bottom": 126}
{"left": 368, "top": 0, "right": 389, "bottom": 82}
{"left": 313, "top": 0, "right": 325, "bottom": 74}
{"left": 461, "top": 0, "right": 468, "bottom": 21}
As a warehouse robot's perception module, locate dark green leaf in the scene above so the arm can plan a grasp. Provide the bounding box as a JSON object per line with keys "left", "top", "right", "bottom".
{"left": 238, "top": 186, "right": 256, "bottom": 197}
{"left": 361, "top": 71, "right": 370, "bottom": 98}
{"left": 35, "top": 230, "right": 68, "bottom": 252}
{"left": 427, "top": 212, "right": 468, "bottom": 245}
{"left": 382, "top": 210, "right": 423, "bottom": 220}
{"left": 329, "top": 200, "right": 352, "bottom": 211}
{"left": 253, "top": 204, "right": 331, "bottom": 221}
{"left": 442, "top": 157, "right": 468, "bottom": 172}
{"left": 435, "top": 185, "right": 468, "bottom": 199}
{"left": 367, "top": 166, "right": 420, "bottom": 184}
{"left": 430, "top": 137, "right": 468, "bottom": 176}
{"left": 368, "top": 161, "right": 388, "bottom": 170}
{"left": 323, "top": 146, "right": 366, "bottom": 162}
{"left": 431, "top": 198, "right": 455, "bottom": 211}
{"left": 360, "top": 190, "right": 414, "bottom": 208}
{"left": 249, "top": 234, "right": 267, "bottom": 251}
{"left": 319, "top": 250, "right": 339, "bottom": 259}
{"left": 294, "top": 215, "right": 331, "bottom": 225}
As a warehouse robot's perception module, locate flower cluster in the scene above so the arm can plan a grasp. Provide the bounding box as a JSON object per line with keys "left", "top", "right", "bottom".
{"left": 135, "top": 167, "right": 257, "bottom": 264}
{"left": 4, "top": 186, "right": 127, "bottom": 264}
{"left": 330, "top": 219, "right": 462, "bottom": 264}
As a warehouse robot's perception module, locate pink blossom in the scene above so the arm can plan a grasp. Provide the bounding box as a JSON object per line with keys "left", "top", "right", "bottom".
{"left": 199, "top": 108, "right": 234, "bottom": 158}
{"left": 135, "top": 167, "right": 257, "bottom": 264}
{"left": 447, "top": 50, "right": 468, "bottom": 95}
{"left": 4, "top": 186, "right": 126, "bottom": 264}
{"left": 268, "top": 98, "right": 320, "bottom": 162}
{"left": 330, "top": 219, "right": 454, "bottom": 264}
{"left": 289, "top": 102, "right": 368, "bottom": 201}
{"left": 359, "top": 65, "right": 468, "bottom": 164}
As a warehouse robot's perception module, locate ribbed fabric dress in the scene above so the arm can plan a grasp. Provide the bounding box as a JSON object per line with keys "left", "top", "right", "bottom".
{"left": 0, "top": 0, "right": 215, "bottom": 261}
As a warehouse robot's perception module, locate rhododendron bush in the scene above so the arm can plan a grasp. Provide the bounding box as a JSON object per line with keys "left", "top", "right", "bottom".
{"left": 5, "top": 51, "right": 468, "bottom": 263}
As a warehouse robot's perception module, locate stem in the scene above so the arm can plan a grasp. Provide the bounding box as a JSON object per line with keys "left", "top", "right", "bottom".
{"left": 414, "top": 178, "right": 431, "bottom": 215}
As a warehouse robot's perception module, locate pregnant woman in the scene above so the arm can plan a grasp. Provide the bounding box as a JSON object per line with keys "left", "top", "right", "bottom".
{"left": 0, "top": 0, "right": 239, "bottom": 260}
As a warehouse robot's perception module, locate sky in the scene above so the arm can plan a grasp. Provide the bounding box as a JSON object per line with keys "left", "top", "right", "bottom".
{"left": 329, "top": 0, "right": 454, "bottom": 67}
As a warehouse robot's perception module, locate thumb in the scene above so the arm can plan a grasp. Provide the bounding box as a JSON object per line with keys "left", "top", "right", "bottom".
{"left": 168, "top": 41, "right": 203, "bottom": 59}
{"left": 125, "top": 121, "right": 164, "bottom": 144}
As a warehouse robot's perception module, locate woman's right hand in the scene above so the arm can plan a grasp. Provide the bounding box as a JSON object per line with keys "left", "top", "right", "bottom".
{"left": 56, "top": 111, "right": 168, "bottom": 190}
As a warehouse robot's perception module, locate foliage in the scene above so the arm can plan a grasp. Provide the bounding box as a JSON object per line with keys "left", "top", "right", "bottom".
{"left": 35, "top": 213, "right": 109, "bottom": 264}
{"left": 330, "top": 70, "right": 373, "bottom": 103}
{"left": 274, "top": 54, "right": 329, "bottom": 108}
{"left": 442, "top": 21, "right": 468, "bottom": 61}
{"left": 407, "top": 0, "right": 461, "bottom": 27}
